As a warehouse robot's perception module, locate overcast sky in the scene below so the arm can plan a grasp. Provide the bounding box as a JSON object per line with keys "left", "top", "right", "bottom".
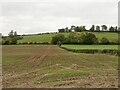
{"left": 0, "top": 0, "right": 119, "bottom": 35}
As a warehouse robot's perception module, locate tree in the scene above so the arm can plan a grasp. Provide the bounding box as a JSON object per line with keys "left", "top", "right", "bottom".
{"left": 51, "top": 34, "right": 65, "bottom": 44}
{"left": 109, "top": 26, "right": 115, "bottom": 32}
{"left": 96, "top": 25, "right": 100, "bottom": 31}
{"left": 8, "top": 30, "right": 14, "bottom": 36}
{"left": 74, "top": 26, "right": 80, "bottom": 32}
{"left": 70, "top": 25, "right": 76, "bottom": 32}
{"left": 101, "top": 25, "right": 107, "bottom": 31}
{"left": 80, "top": 32, "right": 98, "bottom": 44}
{"left": 115, "top": 26, "right": 118, "bottom": 32}
{"left": 14, "top": 31, "right": 17, "bottom": 36}
{"left": 65, "top": 27, "right": 69, "bottom": 32}
{"left": 79, "top": 26, "right": 86, "bottom": 31}
{"left": 81, "top": 26, "right": 86, "bottom": 31}
{"left": 58, "top": 28, "right": 65, "bottom": 32}
{"left": 65, "top": 33, "right": 80, "bottom": 44}
{"left": 2, "top": 30, "right": 20, "bottom": 45}
{"left": 89, "top": 25, "right": 95, "bottom": 32}
{"left": 100, "top": 37, "right": 109, "bottom": 44}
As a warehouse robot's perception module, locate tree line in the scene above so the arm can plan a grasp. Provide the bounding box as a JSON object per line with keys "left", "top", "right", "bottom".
{"left": 58, "top": 25, "right": 119, "bottom": 32}
{"left": 51, "top": 32, "right": 119, "bottom": 45}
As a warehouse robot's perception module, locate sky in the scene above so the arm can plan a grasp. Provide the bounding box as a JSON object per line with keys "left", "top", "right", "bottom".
{"left": 0, "top": 0, "right": 119, "bottom": 35}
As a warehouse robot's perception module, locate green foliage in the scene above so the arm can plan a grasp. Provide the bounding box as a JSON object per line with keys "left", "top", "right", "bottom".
{"left": 74, "top": 26, "right": 86, "bottom": 32}
{"left": 58, "top": 29, "right": 65, "bottom": 32}
{"left": 100, "top": 37, "right": 109, "bottom": 44}
{"left": 79, "top": 32, "right": 98, "bottom": 44}
{"left": 96, "top": 25, "right": 100, "bottom": 31}
{"left": 65, "top": 33, "right": 80, "bottom": 44}
{"left": 89, "top": 25, "right": 95, "bottom": 32}
{"left": 109, "top": 26, "right": 118, "bottom": 32}
{"left": 18, "top": 32, "right": 118, "bottom": 45}
{"left": 2, "top": 30, "right": 23, "bottom": 45}
{"left": 101, "top": 25, "right": 107, "bottom": 31}
{"left": 52, "top": 32, "right": 98, "bottom": 45}
{"left": 62, "top": 45, "right": 118, "bottom": 50}
{"left": 2, "top": 37, "right": 17, "bottom": 45}
{"left": 51, "top": 34, "right": 65, "bottom": 44}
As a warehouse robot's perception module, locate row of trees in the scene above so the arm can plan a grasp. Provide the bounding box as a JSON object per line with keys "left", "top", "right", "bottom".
{"left": 58, "top": 25, "right": 119, "bottom": 32}
{"left": 51, "top": 32, "right": 113, "bottom": 45}
{"left": 2, "top": 30, "right": 23, "bottom": 45}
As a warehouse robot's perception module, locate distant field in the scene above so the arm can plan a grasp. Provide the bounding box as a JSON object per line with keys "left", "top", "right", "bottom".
{"left": 62, "top": 45, "right": 118, "bottom": 50}
{"left": 3, "top": 45, "right": 118, "bottom": 88}
{"left": 18, "top": 33, "right": 69, "bottom": 43}
{"left": 18, "top": 32, "right": 118, "bottom": 43}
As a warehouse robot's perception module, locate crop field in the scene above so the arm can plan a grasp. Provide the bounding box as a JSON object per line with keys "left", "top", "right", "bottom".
{"left": 18, "top": 32, "right": 118, "bottom": 43}
{"left": 2, "top": 45, "right": 118, "bottom": 88}
{"left": 62, "top": 45, "right": 118, "bottom": 50}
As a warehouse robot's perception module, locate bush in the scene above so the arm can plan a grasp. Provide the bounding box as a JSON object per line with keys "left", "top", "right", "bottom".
{"left": 64, "top": 33, "right": 79, "bottom": 44}
{"left": 22, "top": 42, "right": 27, "bottom": 44}
{"left": 51, "top": 32, "right": 98, "bottom": 45}
{"left": 100, "top": 37, "right": 109, "bottom": 44}
{"left": 51, "top": 34, "right": 65, "bottom": 44}
{"left": 79, "top": 32, "right": 98, "bottom": 44}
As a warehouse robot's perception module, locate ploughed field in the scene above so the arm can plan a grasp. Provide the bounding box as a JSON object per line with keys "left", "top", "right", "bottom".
{"left": 2, "top": 45, "right": 118, "bottom": 88}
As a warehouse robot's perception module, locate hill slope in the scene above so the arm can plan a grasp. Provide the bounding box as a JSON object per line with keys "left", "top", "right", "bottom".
{"left": 18, "top": 32, "right": 118, "bottom": 43}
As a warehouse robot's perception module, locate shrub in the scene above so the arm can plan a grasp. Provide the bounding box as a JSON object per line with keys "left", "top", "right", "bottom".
{"left": 51, "top": 34, "right": 65, "bottom": 44}
{"left": 79, "top": 32, "right": 98, "bottom": 44}
{"left": 100, "top": 37, "right": 109, "bottom": 44}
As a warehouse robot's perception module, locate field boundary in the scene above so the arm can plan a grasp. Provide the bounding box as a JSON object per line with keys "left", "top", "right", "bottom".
{"left": 60, "top": 46, "right": 120, "bottom": 56}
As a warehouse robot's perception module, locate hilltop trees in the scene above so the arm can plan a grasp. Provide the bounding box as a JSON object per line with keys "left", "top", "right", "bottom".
{"left": 2, "top": 30, "right": 22, "bottom": 45}
{"left": 96, "top": 25, "right": 100, "bottom": 31}
{"left": 58, "top": 25, "right": 119, "bottom": 32}
{"left": 109, "top": 26, "right": 118, "bottom": 32}
{"left": 58, "top": 28, "right": 65, "bottom": 32}
{"left": 101, "top": 25, "right": 107, "bottom": 31}
{"left": 89, "top": 25, "right": 95, "bottom": 32}
{"left": 58, "top": 25, "right": 86, "bottom": 33}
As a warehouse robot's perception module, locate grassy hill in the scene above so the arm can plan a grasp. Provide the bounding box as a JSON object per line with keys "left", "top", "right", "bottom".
{"left": 18, "top": 32, "right": 118, "bottom": 44}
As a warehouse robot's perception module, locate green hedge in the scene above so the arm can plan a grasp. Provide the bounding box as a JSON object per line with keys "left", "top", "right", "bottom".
{"left": 61, "top": 47, "right": 120, "bottom": 56}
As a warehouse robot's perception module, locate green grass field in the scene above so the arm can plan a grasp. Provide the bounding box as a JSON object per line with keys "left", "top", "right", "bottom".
{"left": 18, "top": 33, "right": 69, "bottom": 43}
{"left": 62, "top": 45, "right": 118, "bottom": 50}
{"left": 18, "top": 32, "right": 118, "bottom": 43}
{"left": 2, "top": 45, "right": 118, "bottom": 88}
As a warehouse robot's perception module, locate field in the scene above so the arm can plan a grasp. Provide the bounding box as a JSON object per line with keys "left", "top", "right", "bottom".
{"left": 62, "top": 45, "right": 118, "bottom": 50}
{"left": 2, "top": 45, "right": 118, "bottom": 88}
{"left": 18, "top": 33, "right": 68, "bottom": 43}
{"left": 18, "top": 32, "right": 118, "bottom": 43}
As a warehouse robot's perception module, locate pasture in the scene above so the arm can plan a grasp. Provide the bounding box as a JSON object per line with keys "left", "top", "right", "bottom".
{"left": 2, "top": 45, "right": 118, "bottom": 88}
{"left": 18, "top": 32, "right": 118, "bottom": 43}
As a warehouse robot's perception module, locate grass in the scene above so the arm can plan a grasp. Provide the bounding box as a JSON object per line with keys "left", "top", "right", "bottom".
{"left": 62, "top": 45, "right": 118, "bottom": 50}
{"left": 18, "top": 33, "right": 69, "bottom": 43}
{"left": 18, "top": 32, "right": 118, "bottom": 43}
{"left": 2, "top": 45, "right": 118, "bottom": 88}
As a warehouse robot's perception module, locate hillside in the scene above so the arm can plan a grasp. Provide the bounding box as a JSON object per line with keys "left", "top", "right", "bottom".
{"left": 18, "top": 32, "right": 118, "bottom": 44}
